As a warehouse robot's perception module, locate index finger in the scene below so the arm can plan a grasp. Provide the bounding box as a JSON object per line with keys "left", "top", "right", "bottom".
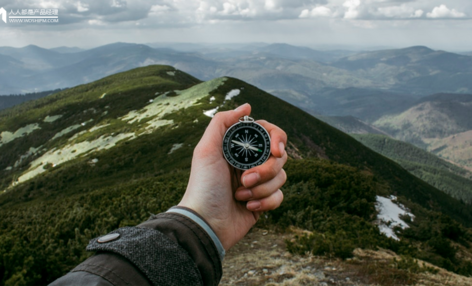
{"left": 256, "top": 120, "right": 287, "bottom": 158}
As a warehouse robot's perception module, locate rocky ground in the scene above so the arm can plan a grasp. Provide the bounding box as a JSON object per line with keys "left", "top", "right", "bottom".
{"left": 220, "top": 228, "right": 472, "bottom": 286}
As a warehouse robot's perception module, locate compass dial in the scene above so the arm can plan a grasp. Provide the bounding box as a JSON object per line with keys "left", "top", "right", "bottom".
{"left": 223, "top": 121, "right": 271, "bottom": 170}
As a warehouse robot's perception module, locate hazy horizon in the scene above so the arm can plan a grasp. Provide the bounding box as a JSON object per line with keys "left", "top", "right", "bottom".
{"left": 1, "top": 0, "right": 471, "bottom": 52}
{"left": 1, "top": 41, "right": 470, "bottom": 53}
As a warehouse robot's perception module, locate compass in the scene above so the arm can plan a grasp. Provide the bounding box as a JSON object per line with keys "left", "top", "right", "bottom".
{"left": 223, "top": 116, "right": 271, "bottom": 170}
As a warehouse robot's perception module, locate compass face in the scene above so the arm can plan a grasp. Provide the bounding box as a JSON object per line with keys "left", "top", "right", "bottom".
{"left": 223, "top": 121, "right": 271, "bottom": 170}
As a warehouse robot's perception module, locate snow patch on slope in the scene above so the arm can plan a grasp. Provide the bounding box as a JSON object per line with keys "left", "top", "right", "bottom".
{"left": 225, "top": 89, "right": 241, "bottom": 101}
{"left": 122, "top": 77, "right": 227, "bottom": 130}
{"left": 11, "top": 78, "right": 230, "bottom": 186}
{"left": 375, "top": 195, "right": 415, "bottom": 241}
{"left": 44, "top": 115, "right": 63, "bottom": 123}
{"left": 51, "top": 119, "right": 93, "bottom": 140}
{"left": 204, "top": 107, "right": 219, "bottom": 118}
{"left": 52, "top": 125, "right": 82, "bottom": 140}
{"left": 203, "top": 88, "right": 242, "bottom": 118}
{"left": 18, "top": 133, "right": 136, "bottom": 183}
{"left": 0, "top": 123, "right": 41, "bottom": 147}
{"left": 14, "top": 146, "right": 43, "bottom": 168}
{"left": 90, "top": 124, "right": 110, "bottom": 132}
{"left": 168, "top": 143, "right": 183, "bottom": 154}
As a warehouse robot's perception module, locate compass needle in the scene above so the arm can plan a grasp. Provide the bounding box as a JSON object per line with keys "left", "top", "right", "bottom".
{"left": 223, "top": 116, "right": 271, "bottom": 170}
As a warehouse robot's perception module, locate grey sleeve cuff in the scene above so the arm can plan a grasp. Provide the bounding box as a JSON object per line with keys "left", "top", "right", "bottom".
{"left": 86, "top": 227, "right": 203, "bottom": 286}
{"left": 166, "top": 207, "right": 226, "bottom": 261}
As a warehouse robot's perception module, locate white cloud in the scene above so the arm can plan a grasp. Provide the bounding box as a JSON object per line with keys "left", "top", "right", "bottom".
{"left": 36, "top": 0, "right": 63, "bottom": 9}
{"left": 77, "top": 1, "right": 89, "bottom": 13}
{"left": 413, "top": 9, "right": 424, "bottom": 18}
{"left": 88, "top": 19, "right": 105, "bottom": 25}
{"left": 343, "top": 0, "right": 361, "bottom": 19}
{"left": 264, "top": 0, "right": 278, "bottom": 11}
{"left": 427, "top": 4, "right": 466, "bottom": 18}
{"left": 221, "top": 2, "right": 238, "bottom": 15}
{"left": 111, "top": 0, "right": 126, "bottom": 8}
{"left": 299, "top": 6, "right": 332, "bottom": 18}
{"left": 377, "top": 4, "right": 424, "bottom": 18}
{"left": 150, "top": 5, "right": 170, "bottom": 15}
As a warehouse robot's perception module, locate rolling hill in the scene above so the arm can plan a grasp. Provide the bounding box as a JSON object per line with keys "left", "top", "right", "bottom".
{"left": 317, "top": 115, "right": 389, "bottom": 135}
{"left": 0, "top": 89, "right": 62, "bottom": 110}
{"left": 1, "top": 66, "right": 472, "bottom": 285}
{"left": 374, "top": 93, "right": 472, "bottom": 168}
{"left": 353, "top": 134, "right": 472, "bottom": 203}
{"left": 3, "top": 43, "right": 472, "bottom": 119}
{"left": 251, "top": 43, "right": 355, "bottom": 63}
{"left": 332, "top": 46, "right": 472, "bottom": 95}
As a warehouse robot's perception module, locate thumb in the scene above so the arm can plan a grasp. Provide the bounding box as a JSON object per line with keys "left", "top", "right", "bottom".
{"left": 200, "top": 103, "right": 252, "bottom": 148}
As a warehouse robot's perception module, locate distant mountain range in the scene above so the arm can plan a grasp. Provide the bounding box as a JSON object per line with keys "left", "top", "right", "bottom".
{"left": 317, "top": 115, "right": 388, "bottom": 135}
{"left": 353, "top": 134, "right": 472, "bottom": 203}
{"left": 2, "top": 43, "right": 472, "bottom": 98}
{"left": 2, "top": 43, "right": 472, "bottom": 172}
{"left": 0, "top": 90, "right": 62, "bottom": 111}
{"left": 1, "top": 66, "right": 472, "bottom": 284}
{"left": 373, "top": 93, "right": 472, "bottom": 169}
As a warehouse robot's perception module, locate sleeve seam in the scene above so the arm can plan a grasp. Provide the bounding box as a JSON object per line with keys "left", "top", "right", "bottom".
{"left": 72, "top": 261, "right": 133, "bottom": 286}
{"left": 154, "top": 213, "right": 221, "bottom": 284}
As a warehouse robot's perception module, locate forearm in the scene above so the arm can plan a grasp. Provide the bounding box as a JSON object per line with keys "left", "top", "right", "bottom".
{"left": 50, "top": 207, "right": 223, "bottom": 286}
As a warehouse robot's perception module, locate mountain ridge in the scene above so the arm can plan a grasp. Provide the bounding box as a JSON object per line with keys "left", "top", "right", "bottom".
{"left": 374, "top": 93, "right": 472, "bottom": 168}
{"left": 353, "top": 134, "right": 472, "bottom": 203}
{"left": 1, "top": 65, "right": 472, "bottom": 284}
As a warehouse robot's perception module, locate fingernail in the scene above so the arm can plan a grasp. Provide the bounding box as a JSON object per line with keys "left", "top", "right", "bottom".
{"left": 235, "top": 103, "right": 248, "bottom": 111}
{"left": 236, "top": 189, "right": 253, "bottom": 201}
{"left": 243, "top": 173, "right": 260, "bottom": 188}
{"left": 279, "top": 142, "right": 285, "bottom": 156}
{"left": 247, "top": 200, "right": 261, "bottom": 211}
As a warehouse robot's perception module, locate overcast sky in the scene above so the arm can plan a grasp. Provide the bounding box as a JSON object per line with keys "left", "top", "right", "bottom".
{"left": 0, "top": 0, "right": 471, "bottom": 51}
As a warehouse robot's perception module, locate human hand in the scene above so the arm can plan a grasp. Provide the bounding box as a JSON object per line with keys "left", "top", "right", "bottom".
{"left": 178, "top": 103, "right": 287, "bottom": 250}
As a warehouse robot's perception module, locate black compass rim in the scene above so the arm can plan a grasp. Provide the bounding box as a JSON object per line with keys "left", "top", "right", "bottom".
{"left": 222, "top": 121, "right": 271, "bottom": 170}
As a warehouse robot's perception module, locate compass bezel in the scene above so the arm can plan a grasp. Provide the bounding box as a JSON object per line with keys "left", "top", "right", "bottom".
{"left": 222, "top": 121, "right": 271, "bottom": 170}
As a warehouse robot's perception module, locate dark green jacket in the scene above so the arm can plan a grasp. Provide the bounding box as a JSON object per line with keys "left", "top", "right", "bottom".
{"left": 50, "top": 207, "right": 223, "bottom": 286}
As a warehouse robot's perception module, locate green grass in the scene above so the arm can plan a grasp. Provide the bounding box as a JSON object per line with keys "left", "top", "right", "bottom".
{"left": 1, "top": 66, "right": 472, "bottom": 285}
{"left": 353, "top": 134, "right": 472, "bottom": 203}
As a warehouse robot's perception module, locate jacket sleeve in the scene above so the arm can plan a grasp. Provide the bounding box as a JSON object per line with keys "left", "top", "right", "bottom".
{"left": 49, "top": 207, "right": 223, "bottom": 286}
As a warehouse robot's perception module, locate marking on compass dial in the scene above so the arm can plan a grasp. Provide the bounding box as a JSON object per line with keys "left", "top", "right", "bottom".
{"left": 222, "top": 121, "right": 271, "bottom": 170}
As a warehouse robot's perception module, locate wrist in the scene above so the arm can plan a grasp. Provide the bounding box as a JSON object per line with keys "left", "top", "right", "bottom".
{"left": 167, "top": 206, "right": 226, "bottom": 260}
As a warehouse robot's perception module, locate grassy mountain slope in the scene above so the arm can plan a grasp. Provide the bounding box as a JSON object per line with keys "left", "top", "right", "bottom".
{"left": 0, "top": 90, "right": 62, "bottom": 110}
{"left": 425, "top": 130, "right": 472, "bottom": 170}
{"left": 1, "top": 66, "right": 472, "bottom": 285}
{"left": 4, "top": 43, "right": 472, "bottom": 122}
{"left": 252, "top": 43, "right": 354, "bottom": 63}
{"left": 314, "top": 87, "right": 415, "bottom": 121}
{"left": 49, "top": 46, "right": 85, "bottom": 54}
{"left": 0, "top": 45, "right": 84, "bottom": 70}
{"left": 353, "top": 134, "right": 472, "bottom": 203}
{"left": 374, "top": 93, "right": 472, "bottom": 168}
{"left": 317, "top": 115, "right": 390, "bottom": 135}
{"left": 332, "top": 46, "right": 472, "bottom": 95}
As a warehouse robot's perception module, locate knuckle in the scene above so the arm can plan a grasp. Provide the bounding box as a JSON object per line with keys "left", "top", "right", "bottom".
{"left": 282, "top": 152, "right": 288, "bottom": 164}
{"left": 278, "top": 190, "right": 284, "bottom": 204}
{"left": 193, "top": 143, "right": 211, "bottom": 157}
{"left": 269, "top": 163, "right": 279, "bottom": 178}
{"left": 280, "top": 169, "right": 287, "bottom": 183}
{"left": 213, "top": 112, "right": 225, "bottom": 121}
{"left": 193, "top": 143, "right": 203, "bottom": 155}
{"left": 270, "top": 191, "right": 284, "bottom": 210}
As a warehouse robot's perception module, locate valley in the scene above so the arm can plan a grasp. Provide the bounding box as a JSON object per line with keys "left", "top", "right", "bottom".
{"left": 1, "top": 66, "right": 472, "bottom": 285}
